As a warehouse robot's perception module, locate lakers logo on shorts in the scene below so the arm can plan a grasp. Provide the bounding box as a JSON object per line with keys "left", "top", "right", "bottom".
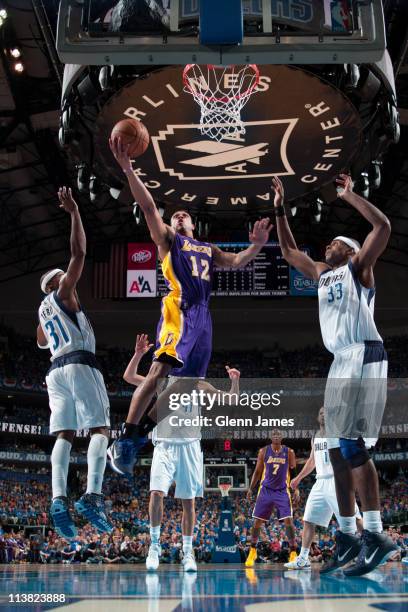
{"left": 164, "top": 332, "right": 175, "bottom": 346}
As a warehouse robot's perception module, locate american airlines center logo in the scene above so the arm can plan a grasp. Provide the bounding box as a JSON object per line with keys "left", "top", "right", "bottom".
{"left": 95, "top": 65, "right": 362, "bottom": 210}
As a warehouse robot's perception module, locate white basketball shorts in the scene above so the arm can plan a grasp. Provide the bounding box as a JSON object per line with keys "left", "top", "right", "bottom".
{"left": 150, "top": 440, "right": 203, "bottom": 499}
{"left": 46, "top": 363, "right": 110, "bottom": 434}
{"left": 303, "top": 477, "right": 361, "bottom": 528}
{"left": 324, "top": 341, "right": 387, "bottom": 443}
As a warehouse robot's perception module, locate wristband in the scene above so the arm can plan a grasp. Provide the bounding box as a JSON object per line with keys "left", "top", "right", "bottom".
{"left": 275, "top": 205, "right": 286, "bottom": 217}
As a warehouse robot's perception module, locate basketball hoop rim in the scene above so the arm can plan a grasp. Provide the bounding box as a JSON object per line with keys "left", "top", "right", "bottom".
{"left": 218, "top": 483, "right": 232, "bottom": 496}
{"left": 183, "top": 63, "right": 260, "bottom": 104}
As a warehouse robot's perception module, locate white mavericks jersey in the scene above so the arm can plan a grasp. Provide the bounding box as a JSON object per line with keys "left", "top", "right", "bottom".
{"left": 152, "top": 382, "right": 201, "bottom": 445}
{"left": 313, "top": 436, "right": 333, "bottom": 479}
{"left": 38, "top": 291, "right": 95, "bottom": 360}
{"left": 318, "top": 260, "right": 382, "bottom": 354}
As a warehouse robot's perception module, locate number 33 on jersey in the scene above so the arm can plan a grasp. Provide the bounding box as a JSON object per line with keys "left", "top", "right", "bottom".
{"left": 318, "top": 260, "right": 382, "bottom": 354}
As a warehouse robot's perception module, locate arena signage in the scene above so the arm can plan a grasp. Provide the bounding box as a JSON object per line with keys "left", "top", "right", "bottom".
{"left": 178, "top": 0, "right": 350, "bottom": 33}
{"left": 0, "top": 450, "right": 86, "bottom": 464}
{"left": 127, "top": 243, "right": 157, "bottom": 297}
{"left": 95, "top": 65, "right": 362, "bottom": 211}
{"left": 0, "top": 422, "right": 45, "bottom": 435}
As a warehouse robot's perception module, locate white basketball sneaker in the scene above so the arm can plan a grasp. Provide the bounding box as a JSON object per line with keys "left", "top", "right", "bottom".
{"left": 146, "top": 544, "right": 161, "bottom": 571}
{"left": 284, "top": 556, "right": 311, "bottom": 570}
{"left": 182, "top": 550, "right": 197, "bottom": 572}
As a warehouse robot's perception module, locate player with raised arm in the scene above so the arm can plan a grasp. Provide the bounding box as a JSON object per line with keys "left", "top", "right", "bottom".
{"left": 272, "top": 175, "right": 398, "bottom": 576}
{"left": 285, "top": 407, "right": 362, "bottom": 570}
{"left": 245, "top": 430, "right": 299, "bottom": 567}
{"left": 122, "top": 333, "right": 240, "bottom": 573}
{"left": 37, "top": 188, "right": 112, "bottom": 539}
{"left": 107, "top": 136, "right": 272, "bottom": 475}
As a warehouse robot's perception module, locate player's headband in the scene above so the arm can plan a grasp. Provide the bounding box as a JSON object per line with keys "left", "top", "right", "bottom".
{"left": 41, "top": 269, "right": 64, "bottom": 294}
{"left": 334, "top": 236, "right": 361, "bottom": 253}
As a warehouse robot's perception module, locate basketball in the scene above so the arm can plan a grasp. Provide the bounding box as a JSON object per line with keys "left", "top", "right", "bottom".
{"left": 110, "top": 118, "right": 150, "bottom": 158}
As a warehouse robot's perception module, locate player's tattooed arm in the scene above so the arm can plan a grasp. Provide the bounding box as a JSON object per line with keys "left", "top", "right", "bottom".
{"left": 109, "top": 136, "right": 174, "bottom": 257}
{"left": 336, "top": 173, "right": 391, "bottom": 275}
{"left": 290, "top": 443, "right": 315, "bottom": 490}
{"left": 212, "top": 218, "right": 273, "bottom": 269}
{"left": 57, "top": 187, "right": 86, "bottom": 302}
{"left": 272, "top": 176, "right": 329, "bottom": 280}
{"left": 246, "top": 447, "right": 266, "bottom": 500}
{"left": 123, "top": 334, "right": 153, "bottom": 386}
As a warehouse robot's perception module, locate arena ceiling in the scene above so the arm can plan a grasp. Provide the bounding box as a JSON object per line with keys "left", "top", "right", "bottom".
{"left": 0, "top": 0, "right": 408, "bottom": 283}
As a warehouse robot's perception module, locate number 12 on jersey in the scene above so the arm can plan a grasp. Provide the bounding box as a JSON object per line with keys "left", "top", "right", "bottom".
{"left": 190, "top": 256, "right": 210, "bottom": 281}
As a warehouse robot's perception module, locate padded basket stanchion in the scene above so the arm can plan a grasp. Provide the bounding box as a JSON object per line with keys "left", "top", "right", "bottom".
{"left": 199, "top": 0, "right": 243, "bottom": 45}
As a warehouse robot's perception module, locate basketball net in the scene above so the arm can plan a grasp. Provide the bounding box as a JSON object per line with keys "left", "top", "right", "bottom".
{"left": 183, "top": 64, "right": 260, "bottom": 142}
{"left": 219, "top": 483, "right": 232, "bottom": 498}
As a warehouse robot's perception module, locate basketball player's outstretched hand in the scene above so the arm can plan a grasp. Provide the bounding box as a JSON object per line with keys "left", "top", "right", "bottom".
{"left": 58, "top": 187, "right": 77, "bottom": 213}
{"left": 249, "top": 218, "right": 273, "bottom": 245}
{"left": 109, "top": 135, "right": 131, "bottom": 172}
{"left": 225, "top": 366, "right": 240, "bottom": 380}
{"left": 271, "top": 176, "right": 284, "bottom": 207}
{"left": 135, "top": 334, "right": 154, "bottom": 356}
{"left": 336, "top": 173, "right": 354, "bottom": 198}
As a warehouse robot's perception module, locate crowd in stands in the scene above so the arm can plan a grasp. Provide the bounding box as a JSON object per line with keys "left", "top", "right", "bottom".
{"left": 0, "top": 321, "right": 407, "bottom": 564}
{"left": 0, "top": 466, "right": 407, "bottom": 565}
{"left": 1, "top": 323, "right": 408, "bottom": 399}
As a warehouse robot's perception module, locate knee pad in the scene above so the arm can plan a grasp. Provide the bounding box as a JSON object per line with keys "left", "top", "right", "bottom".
{"left": 339, "top": 437, "right": 370, "bottom": 468}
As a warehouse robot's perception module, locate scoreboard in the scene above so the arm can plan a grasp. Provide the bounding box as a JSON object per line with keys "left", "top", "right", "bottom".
{"left": 126, "top": 242, "right": 317, "bottom": 298}
{"left": 212, "top": 243, "right": 289, "bottom": 297}
{"left": 156, "top": 243, "right": 291, "bottom": 297}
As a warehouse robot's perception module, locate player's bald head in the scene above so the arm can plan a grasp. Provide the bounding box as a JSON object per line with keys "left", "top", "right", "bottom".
{"left": 271, "top": 429, "right": 282, "bottom": 443}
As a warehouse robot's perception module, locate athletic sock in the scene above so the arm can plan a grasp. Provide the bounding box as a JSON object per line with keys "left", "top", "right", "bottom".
{"left": 363, "top": 510, "right": 383, "bottom": 533}
{"left": 51, "top": 438, "right": 72, "bottom": 499}
{"left": 150, "top": 525, "right": 160, "bottom": 546}
{"left": 122, "top": 422, "right": 140, "bottom": 440}
{"left": 183, "top": 535, "right": 193, "bottom": 553}
{"left": 299, "top": 546, "right": 310, "bottom": 560}
{"left": 86, "top": 433, "right": 108, "bottom": 494}
{"left": 338, "top": 516, "right": 357, "bottom": 534}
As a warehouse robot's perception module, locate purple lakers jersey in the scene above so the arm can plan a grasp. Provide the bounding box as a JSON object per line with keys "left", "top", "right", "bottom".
{"left": 162, "top": 232, "right": 213, "bottom": 306}
{"left": 260, "top": 445, "right": 290, "bottom": 490}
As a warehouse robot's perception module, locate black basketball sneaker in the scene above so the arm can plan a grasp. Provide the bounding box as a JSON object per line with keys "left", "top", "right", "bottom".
{"left": 343, "top": 530, "right": 399, "bottom": 577}
{"left": 320, "top": 530, "right": 362, "bottom": 574}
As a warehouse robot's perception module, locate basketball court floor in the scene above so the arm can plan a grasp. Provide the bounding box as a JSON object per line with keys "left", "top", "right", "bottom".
{"left": 0, "top": 564, "right": 406, "bottom": 611}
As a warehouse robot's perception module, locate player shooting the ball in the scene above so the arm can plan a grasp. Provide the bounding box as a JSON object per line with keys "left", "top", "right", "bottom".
{"left": 107, "top": 135, "right": 273, "bottom": 476}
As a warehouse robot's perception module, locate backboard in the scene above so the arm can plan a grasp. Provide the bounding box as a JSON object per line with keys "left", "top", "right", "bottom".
{"left": 57, "top": 0, "right": 387, "bottom": 66}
